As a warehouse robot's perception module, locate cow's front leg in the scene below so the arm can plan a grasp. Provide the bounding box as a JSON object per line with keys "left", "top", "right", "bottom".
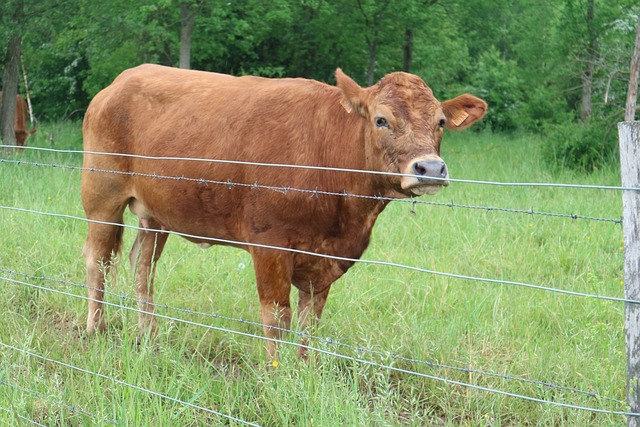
{"left": 297, "top": 286, "right": 331, "bottom": 360}
{"left": 251, "top": 248, "right": 293, "bottom": 362}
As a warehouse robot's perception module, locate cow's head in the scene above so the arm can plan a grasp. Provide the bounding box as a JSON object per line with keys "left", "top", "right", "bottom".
{"left": 336, "top": 69, "right": 486, "bottom": 197}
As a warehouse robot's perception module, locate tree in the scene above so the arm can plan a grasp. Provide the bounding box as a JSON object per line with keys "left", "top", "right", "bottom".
{"left": 1, "top": 36, "right": 20, "bottom": 148}
{"left": 469, "top": 47, "right": 522, "bottom": 132}
{"left": 554, "top": 0, "right": 637, "bottom": 122}
{"left": 402, "top": 0, "right": 438, "bottom": 73}
{"left": 403, "top": 29, "right": 413, "bottom": 72}
{"left": 4, "top": 0, "right": 637, "bottom": 136}
{"left": 356, "top": 0, "right": 390, "bottom": 85}
{"left": 580, "top": 0, "right": 597, "bottom": 121}
{"left": 0, "top": 0, "right": 25, "bottom": 148}
{"left": 179, "top": 1, "right": 199, "bottom": 69}
{"left": 279, "top": 1, "right": 343, "bottom": 80}
{"left": 625, "top": 15, "right": 640, "bottom": 121}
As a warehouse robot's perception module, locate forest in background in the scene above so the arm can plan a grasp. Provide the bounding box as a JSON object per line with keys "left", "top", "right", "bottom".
{"left": 1, "top": 0, "right": 639, "bottom": 169}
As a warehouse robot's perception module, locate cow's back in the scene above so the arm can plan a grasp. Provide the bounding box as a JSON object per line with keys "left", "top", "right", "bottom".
{"left": 85, "top": 64, "right": 350, "bottom": 160}
{"left": 82, "top": 64, "right": 367, "bottom": 250}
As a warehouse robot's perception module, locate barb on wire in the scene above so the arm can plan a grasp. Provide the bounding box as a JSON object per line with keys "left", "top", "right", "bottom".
{"left": 0, "top": 205, "right": 632, "bottom": 304}
{"left": 1, "top": 144, "right": 637, "bottom": 192}
{"left": 0, "top": 275, "right": 634, "bottom": 417}
{"left": 0, "top": 158, "right": 622, "bottom": 225}
{"left": 0, "top": 266, "right": 624, "bottom": 407}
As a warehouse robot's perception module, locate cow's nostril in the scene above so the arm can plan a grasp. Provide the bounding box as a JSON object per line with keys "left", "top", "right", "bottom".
{"left": 440, "top": 163, "right": 447, "bottom": 178}
{"left": 413, "top": 163, "right": 427, "bottom": 176}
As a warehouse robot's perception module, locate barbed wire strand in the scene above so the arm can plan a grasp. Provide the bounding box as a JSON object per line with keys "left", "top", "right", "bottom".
{"left": 0, "top": 275, "right": 635, "bottom": 417}
{"left": 0, "top": 158, "right": 622, "bottom": 225}
{"left": 0, "top": 266, "right": 622, "bottom": 406}
{"left": 0, "top": 377, "right": 117, "bottom": 425}
{"left": 0, "top": 309, "right": 261, "bottom": 426}
{"left": 0, "top": 204, "right": 632, "bottom": 305}
{"left": 0, "top": 406, "right": 47, "bottom": 427}
{"left": 0, "top": 146, "right": 631, "bottom": 417}
{"left": 1, "top": 144, "right": 635, "bottom": 192}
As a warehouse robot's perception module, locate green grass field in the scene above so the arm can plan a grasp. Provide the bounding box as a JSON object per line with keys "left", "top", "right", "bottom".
{"left": 0, "top": 123, "right": 628, "bottom": 426}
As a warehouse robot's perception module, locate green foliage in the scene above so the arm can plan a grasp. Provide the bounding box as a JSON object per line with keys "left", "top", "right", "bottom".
{"left": 518, "top": 86, "right": 571, "bottom": 132}
{"left": 411, "top": 5, "right": 471, "bottom": 97}
{"left": 83, "top": 41, "right": 143, "bottom": 97}
{"left": 468, "top": 47, "right": 523, "bottom": 132}
{"left": 24, "top": 38, "right": 91, "bottom": 120}
{"left": 3, "top": 0, "right": 640, "bottom": 169}
{"left": 542, "top": 119, "right": 619, "bottom": 172}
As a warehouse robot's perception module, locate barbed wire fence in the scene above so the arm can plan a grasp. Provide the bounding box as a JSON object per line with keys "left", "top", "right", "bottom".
{"left": 0, "top": 140, "right": 636, "bottom": 425}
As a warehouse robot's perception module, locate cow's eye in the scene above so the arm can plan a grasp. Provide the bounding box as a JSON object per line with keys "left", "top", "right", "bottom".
{"left": 438, "top": 119, "right": 446, "bottom": 130}
{"left": 375, "top": 117, "right": 389, "bottom": 128}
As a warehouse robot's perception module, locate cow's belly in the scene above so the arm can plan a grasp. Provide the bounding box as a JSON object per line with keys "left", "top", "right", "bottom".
{"left": 127, "top": 182, "right": 246, "bottom": 249}
{"left": 127, "top": 173, "right": 380, "bottom": 286}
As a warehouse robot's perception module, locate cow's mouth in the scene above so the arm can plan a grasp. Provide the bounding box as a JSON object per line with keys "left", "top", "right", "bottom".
{"left": 405, "top": 181, "right": 449, "bottom": 196}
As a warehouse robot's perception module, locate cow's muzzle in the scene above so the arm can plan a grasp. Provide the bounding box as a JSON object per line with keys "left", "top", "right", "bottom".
{"left": 412, "top": 159, "right": 447, "bottom": 182}
{"left": 401, "top": 156, "right": 449, "bottom": 196}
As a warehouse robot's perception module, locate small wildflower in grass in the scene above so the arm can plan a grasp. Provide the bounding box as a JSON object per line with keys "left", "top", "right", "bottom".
{"left": 272, "top": 360, "right": 280, "bottom": 368}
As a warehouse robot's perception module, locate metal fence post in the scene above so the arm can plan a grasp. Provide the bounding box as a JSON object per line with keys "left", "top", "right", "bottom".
{"left": 619, "top": 121, "right": 640, "bottom": 426}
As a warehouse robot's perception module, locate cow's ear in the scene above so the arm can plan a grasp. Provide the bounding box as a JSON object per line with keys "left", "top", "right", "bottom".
{"left": 441, "top": 94, "right": 487, "bottom": 130}
{"left": 336, "top": 68, "right": 367, "bottom": 116}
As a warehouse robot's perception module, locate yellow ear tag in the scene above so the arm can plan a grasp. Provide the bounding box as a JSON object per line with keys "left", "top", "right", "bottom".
{"left": 450, "top": 109, "right": 469, "bottom": 127}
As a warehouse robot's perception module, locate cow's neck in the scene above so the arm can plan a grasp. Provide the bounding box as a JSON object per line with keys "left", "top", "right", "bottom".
{"left": 327, "top": 191, "right": 389, "bottom": 261}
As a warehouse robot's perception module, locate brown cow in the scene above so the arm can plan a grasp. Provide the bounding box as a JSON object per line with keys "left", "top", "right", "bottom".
{"left": 82, "top": 64, "right": 486, "bottom": 359}
{"left": 0, "top": 92, "right": 36, "bottom": 146}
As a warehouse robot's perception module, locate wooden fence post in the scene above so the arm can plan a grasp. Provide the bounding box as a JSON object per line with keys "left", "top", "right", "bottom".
{"left": 619, "top": 121, "right": 640, "bottom": 426}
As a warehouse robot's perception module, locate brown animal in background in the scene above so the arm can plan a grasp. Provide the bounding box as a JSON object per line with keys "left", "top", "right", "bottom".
{"left": 0, "top": 92, "right": 36, "bottom": 146}
{"left": 81, "top": 64, "right": 486, "bottom": 359}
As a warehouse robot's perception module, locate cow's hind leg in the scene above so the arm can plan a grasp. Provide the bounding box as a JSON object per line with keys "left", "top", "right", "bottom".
{"left": 297, "top": 286, "right": 331, "bottom": 360}
{"left": 83, "top": 219, "right": 124, "bottom": 334}
{"left": 128, "top": 218, "right": 168, "bottom": 338}
{"left": 251, "top": 248, "right": 293, "bottom": 362}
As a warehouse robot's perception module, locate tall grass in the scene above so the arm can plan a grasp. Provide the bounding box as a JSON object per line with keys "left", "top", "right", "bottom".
{"left": 0, "top": 124, "right": 627, "bottom": 426}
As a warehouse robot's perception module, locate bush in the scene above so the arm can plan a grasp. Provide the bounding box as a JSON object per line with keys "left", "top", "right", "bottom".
{"left": 468, "top": 47, "right": 523, "bottom": 132}
{"left": 518, "top": 87, "right": 571, "bottom": 133}
{"left": 541, "top": 120, "right": 619, "bottom": 172}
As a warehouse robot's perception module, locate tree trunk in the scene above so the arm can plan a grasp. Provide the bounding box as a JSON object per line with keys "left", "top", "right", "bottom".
{"left": 403, "top": 29, "right": 413, "bottom": 73}
{"left": 580, "top": 0, "right": 597, "bottom": 122}
{"left": 356, "top": 0, "right": 389, "bottom": 87}
{"left": 179, "top": 2, "right": 197, "bottom": 69}
{"left": 626, "top": 16, "right": 640, "bottom": 121}
{"left": 1, "top": 35, "right": 21, "bottom": 148}
{"left": 581, "top": 62, "right": 594, "bottom": 121}
{"left": 366, "top": 37, "right": 379, "bottom": 86}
